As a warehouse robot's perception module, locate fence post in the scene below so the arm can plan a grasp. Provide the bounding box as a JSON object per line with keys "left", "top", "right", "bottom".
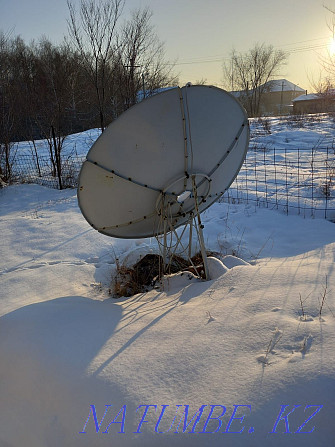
{"left": 273, "top": 147, "right": 278, "bottom": 209}
{"left": 311, "top": 145, "right": 315, "bottom": 218}
{"left": 51, "top": 125, "right": 63, "bottom": 190}
{"left": 284, "top": 146, "right": 288, "bottom": 215}
{"left": 297, "top": 146, "right": 300, "bottom": 215}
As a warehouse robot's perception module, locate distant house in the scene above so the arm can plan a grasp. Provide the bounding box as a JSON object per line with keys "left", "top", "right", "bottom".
{"left": 231, "top": 79, "right": 305, "bottom": 116}
{"left": 292, "top": 91, "right": 335, "bottom": 114}
{"left": 258, "top": 79, "right": 305, "bottom": 116}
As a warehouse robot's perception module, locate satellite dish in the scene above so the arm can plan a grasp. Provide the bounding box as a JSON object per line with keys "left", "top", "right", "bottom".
{"left": 78, "top": 85, "right": 249, "bottom": 240}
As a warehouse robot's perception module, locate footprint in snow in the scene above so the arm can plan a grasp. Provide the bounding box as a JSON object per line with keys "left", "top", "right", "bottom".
{"left": 205, "top": 311, "right": 216, "bottom": 324}
{"left": 287, "top": 334, "right": 313, "bottom": 363}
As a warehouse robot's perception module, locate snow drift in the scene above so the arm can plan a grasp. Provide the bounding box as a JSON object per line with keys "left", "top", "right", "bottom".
{"left": 0, "top": 183, "right": 334, "bottom": 446}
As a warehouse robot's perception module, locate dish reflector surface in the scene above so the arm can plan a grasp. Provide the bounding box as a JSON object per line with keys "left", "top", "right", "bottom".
{"left": 78, "top": 85, "right": 249, "bottom": 238}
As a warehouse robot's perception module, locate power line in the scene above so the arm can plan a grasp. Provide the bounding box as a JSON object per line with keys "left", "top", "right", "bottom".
{"left": 277, "top": 36, "right": 329, "bottom": 47}
{"left": 288, "top": 43, "right": 329, "bottom": 54}
{"left": 172, "top": 57, "right": 229, "bottom": 66}
{"left": 163, "top": 37, "right": 331, "bottom": 67}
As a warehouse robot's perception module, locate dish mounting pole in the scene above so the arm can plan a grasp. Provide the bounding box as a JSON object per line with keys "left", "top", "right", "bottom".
{"left": 155, "top": 176, "right": 210, "bottom": 281}
{"left": 191, "top": 175, "right": 209, "bottom": 280}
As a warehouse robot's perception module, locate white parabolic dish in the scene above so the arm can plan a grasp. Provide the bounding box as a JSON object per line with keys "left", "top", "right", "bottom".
{"left": 78, "top": 85, "right": 249, "bottom": 238}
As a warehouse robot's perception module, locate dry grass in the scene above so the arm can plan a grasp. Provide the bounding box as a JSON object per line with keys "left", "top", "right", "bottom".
{"left": 111, "top": 251, "right": 218, "bottom": 297}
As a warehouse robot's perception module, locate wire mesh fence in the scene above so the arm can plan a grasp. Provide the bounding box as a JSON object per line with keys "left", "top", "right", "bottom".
{"left": 222, "top": 144, "right": 335, "bottom": 221}
{"left": 1, "top": 154, "right": 86, "bottom": 190}
{"left": 1, "top": 144, "right": 335, "bottom": 221}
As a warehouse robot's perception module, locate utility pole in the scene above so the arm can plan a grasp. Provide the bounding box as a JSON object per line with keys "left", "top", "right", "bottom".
{"left": 280, "top": 80, "right": 284, "bottom": 115}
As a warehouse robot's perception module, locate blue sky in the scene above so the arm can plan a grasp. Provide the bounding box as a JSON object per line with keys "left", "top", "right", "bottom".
{"left": 0, "top": 0, "right": 332, "bottom": 90}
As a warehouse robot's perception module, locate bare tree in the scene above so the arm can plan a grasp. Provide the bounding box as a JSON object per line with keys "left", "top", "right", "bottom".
{"left": 304, "top": 6, "right": 335, "bottom": 113}
{"left": 113, "top": 7, "right": 177, "bottom": 114}
{"left": 0, "top": 30, "right": 96, "bottom": 187}
{"left": 0, "top": 31, "right": 20, "bottom": 183}
{"left": 324, "top": 5, "right": 335, "bottom": 40}
{"left": 0, "top": 1, "right": 177, "bottom": 175}
{"left": 28, "top": 38, "right": 82, "bottom": 189}
{"left": 223, "top": 43, "right": 287, "bottom": 117}
{"left": 316, "top": 6, "right": 335, "bottom": 88}
{"left": 67, "top": 0, "right": 124, "bottom": 131}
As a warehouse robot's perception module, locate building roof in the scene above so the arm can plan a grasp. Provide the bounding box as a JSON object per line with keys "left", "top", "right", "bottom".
{"left": 263, "top": 79, "right": 305, "bottom": 93}
{"left": 292, "top": 93, "right": 320, "bottom": 102}
{"left": 230, "top": 79, "right": 305, "bottom": 96}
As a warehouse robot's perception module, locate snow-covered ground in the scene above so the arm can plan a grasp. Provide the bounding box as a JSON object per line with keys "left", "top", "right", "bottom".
{"left": 233, "top": 114, "right": 335, "bottom": 219}
{"left": 10, "top": 113, "right": 335, "bottom": 219}
{"left": 1, "top": 111, "right": 335, "bottom": 446}
{"left": 12, "top": 128, "right": 101, "bottom": 158}
{"left": 11, "top": 113, "right": 335, "bottom": 158}
{"left": 1, "top": 179, "right": 334, "bottom": 446}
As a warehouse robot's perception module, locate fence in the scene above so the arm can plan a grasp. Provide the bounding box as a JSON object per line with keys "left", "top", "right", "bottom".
{"left": 222, "top": 144, "right": 335, "bottom": 221}
{"left": 1, "top": 146, "right": 335, "bottom": 221}
{"left": 1, "top": 154, "right": 85, "bottom": 190}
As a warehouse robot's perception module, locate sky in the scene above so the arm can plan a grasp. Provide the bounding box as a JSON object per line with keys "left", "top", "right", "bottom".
{"left": 0, "top": 0, "right": 334, "bottom": 91}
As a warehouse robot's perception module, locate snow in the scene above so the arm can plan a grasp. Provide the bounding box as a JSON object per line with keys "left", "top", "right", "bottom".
{"left": 11, "top": 127, "right": 101, "bottom": 157}
{"left": 1, "top": 115, "right": 335, "bottom": 446}
{"left": 239, "top": 114, "right": 335, "bottom": 220}
{"left": 11, "top": 112, "right": 335, "bottom": 221}
{"left": 293, "top": 93, "right": 320, "bottom": 102}
{"left": 207, "top": 256, "right": 229, "bottom": 279}
{"left": 249, "top": 113, "right": 335, "bottom": 150}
